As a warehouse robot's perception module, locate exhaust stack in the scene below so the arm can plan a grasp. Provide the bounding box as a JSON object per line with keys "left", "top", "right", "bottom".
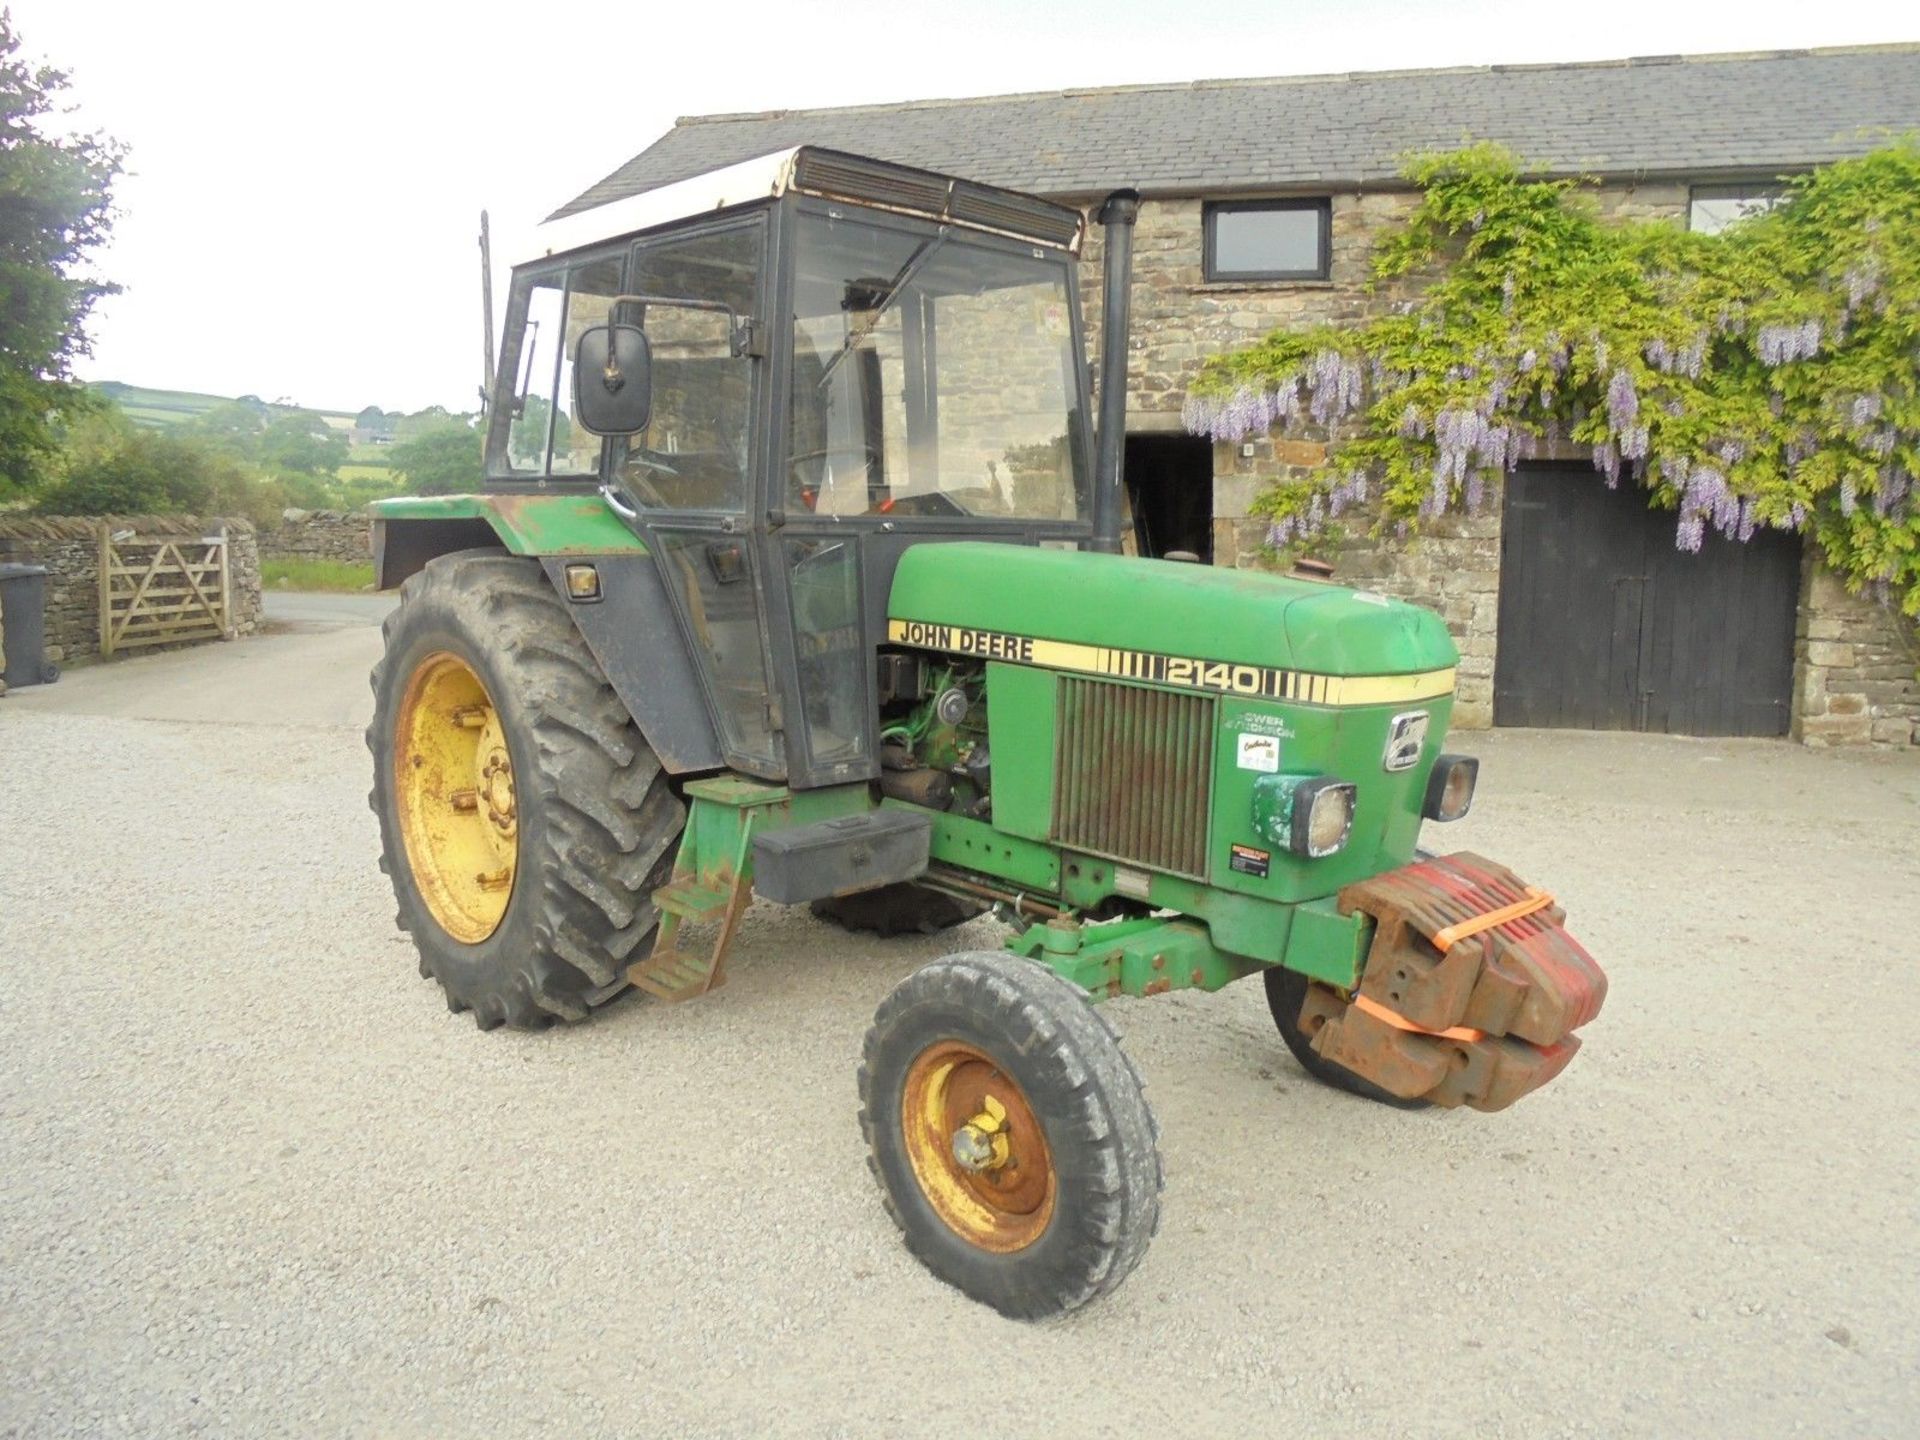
{"left": 1089, "top": 189, "right": 1140, "bottom": 555}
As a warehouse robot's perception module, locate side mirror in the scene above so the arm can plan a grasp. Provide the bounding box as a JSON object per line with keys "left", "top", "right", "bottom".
{"left": 572, "top": 324, "right": 652, "bottom": 436}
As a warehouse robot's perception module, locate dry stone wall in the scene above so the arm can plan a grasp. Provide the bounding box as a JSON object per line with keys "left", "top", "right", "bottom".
{"left": 261, "top": 509, "right": 374, "bottom": 565}
{"left": 0, "top": 515, "right": 262, "bottom": 676}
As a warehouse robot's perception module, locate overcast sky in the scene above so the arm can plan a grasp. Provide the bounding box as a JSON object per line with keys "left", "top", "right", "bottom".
{"left": 18, "top": 0, "right": 1913, "bottom": 414}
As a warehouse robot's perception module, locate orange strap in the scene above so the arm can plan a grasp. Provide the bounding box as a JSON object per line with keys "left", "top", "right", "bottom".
{"left": 1430, "top": 886, "right": 1554, "bottom": 953}
{"left": 1351, "top": 993, "right": 1486, "bottom": 1043}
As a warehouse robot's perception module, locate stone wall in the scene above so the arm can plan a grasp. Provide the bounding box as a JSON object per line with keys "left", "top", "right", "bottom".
{"left": 0, "top": 515, "right": 262, "bottom": 678}
{"left": 260, "top": 509, "right": 373, "bottom": 565}
{"left": 1793, "top": 561, "right": 1920, "bottom": 747}
{"left": 1080, "top": 189, "right": 1419, "bottom": 430}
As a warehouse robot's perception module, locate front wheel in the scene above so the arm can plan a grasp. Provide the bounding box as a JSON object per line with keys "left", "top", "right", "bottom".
{"left": 1264, "top": 965, "right": 1430, "bottom": 1110}
{"left": 859, "top": 952, "right": 1161, "bottom": 1319}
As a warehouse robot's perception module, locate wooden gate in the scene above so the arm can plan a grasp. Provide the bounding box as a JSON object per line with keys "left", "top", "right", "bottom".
{"left": 98, "top": 523, "right": 235, "bottom": 657}
{"left": 1494, "top": 465, "right": 1801, "bottom": 736}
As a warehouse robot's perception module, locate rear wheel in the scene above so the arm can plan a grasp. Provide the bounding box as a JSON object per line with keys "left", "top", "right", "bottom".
{"left": 859, "top": 952, "right": 1161, "bottom": 1319}
{"left": 811, "top": 882, "right": 986, "bottom": 937}
{"left": 1264, "top": 965, "right": 1430, "bottom": 1110}
{"left": 368, "top": 551, "right": 686, "bottom": 1029}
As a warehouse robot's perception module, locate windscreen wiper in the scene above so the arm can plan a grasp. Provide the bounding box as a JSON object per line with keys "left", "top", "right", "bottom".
{"left": 817, "top": 230, "right": 949, "bottom": 389}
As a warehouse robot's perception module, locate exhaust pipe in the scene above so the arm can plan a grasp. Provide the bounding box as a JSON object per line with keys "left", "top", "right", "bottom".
{"left": 1089, "top": 189, "right": 1140, "bottom": 555}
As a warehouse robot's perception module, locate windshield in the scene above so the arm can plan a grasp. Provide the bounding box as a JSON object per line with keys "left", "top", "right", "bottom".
{"left": 788, "top": 210, "right": 1088, "bottom": 522}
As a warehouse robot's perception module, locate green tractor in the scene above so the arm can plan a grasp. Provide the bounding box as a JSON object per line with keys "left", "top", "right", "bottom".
{"left": 367, "top": 148, "right": 1607, "bottom": 1319}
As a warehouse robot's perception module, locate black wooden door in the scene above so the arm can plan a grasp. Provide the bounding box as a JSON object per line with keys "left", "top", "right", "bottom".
{"left": 1494, "top": 465, "right": 1800, "bottom": 736}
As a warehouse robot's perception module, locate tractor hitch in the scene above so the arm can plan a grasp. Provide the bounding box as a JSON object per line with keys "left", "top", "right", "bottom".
{"left": 1306, "top": 852, "right": 1607, "bottom": 1111}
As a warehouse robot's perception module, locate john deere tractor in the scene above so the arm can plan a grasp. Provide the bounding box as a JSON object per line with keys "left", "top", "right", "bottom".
{"left": 367, "top": 148, "right": 1606, "bottom": 1319}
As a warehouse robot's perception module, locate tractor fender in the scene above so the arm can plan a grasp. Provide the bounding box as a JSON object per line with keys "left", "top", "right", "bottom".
{"left": 536, "top": 553, "right": 724, "bottom": 774}
{"left": 371, "top": 496, "right": 725, "bottom": 775}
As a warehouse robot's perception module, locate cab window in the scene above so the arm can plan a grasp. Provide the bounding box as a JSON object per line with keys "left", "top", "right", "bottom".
{"left": 490, "top": 252, "right": 623, "bottom": 478}
{"left": 611, "top": 221, "right": 762, "bottom": 512}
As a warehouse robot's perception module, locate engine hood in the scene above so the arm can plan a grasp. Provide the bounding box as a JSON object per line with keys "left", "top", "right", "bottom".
{"left": 886, "top": 543, "right": 1458, "bottom": 680}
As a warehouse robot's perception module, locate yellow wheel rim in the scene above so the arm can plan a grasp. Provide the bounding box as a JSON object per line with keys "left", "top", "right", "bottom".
{"left": 901, "top": 1041, "right": 1056, "bottom": 1253}
{"left": 393, "top": 651, "right": 517, "bottom": 944}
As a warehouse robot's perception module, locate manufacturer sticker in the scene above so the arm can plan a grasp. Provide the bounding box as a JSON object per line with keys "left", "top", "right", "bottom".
{"left": 1229, "top": 843, "right": 1271, "bottom": 879}
{"left": 1236, "top": 732, "right": 1281, "bottom": 773}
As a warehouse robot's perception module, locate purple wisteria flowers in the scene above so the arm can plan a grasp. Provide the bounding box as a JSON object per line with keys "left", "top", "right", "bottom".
{"left": 1756, "top": 318, "right": 1821, "bottom": 366}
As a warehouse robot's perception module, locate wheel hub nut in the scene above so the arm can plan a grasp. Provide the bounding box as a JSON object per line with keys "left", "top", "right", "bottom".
{"left": 951, "top": 1124, "right": 997, "bottom": 1172}
{"left": 950, "top": 1095, "right": 1012, "bottom": 1173}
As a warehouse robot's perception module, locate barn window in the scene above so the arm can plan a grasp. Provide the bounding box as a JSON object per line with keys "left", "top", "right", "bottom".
{"left": 1688, "top": 184, "right": 1789, "bottom": 235}
{"left": 1203, "top": 200, "right": 1331, "bottom": 282}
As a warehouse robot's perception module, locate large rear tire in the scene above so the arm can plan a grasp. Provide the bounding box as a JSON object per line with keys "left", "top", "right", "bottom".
{"left": 811, "top": 882, "right": 986, "bottom": 937}
{"left": 860, "top": 952, "right": 1162, "bottom": 1319}
{"left": 368, "top": 552, "right": 685, "bottom": 1029}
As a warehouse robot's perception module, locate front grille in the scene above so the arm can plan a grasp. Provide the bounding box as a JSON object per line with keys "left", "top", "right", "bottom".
{"left": 1052, "top": 677, "right": 1213, "bottom": 880}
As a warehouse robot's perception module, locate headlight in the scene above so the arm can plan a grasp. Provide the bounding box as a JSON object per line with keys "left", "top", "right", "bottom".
{"left": 1291, "top": 777, "right": 1356, "bottom": 857}
{"left": 1251, "top": 773, "right": 1357, "bottom": 859}
{"left": 1422, "top": 754, "right": 1479, "bottom": 822}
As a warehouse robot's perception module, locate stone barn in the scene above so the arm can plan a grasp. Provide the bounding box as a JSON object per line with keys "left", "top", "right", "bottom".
{"left": 558, "top": 45, "right": 1920, "bottom": 745}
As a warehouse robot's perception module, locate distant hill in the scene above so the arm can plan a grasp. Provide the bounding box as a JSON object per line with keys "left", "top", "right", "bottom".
{"left": 89, "top": 382, "right": 359, "bottom": 433}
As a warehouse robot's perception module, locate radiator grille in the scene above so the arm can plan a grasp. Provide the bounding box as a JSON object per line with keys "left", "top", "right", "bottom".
{"left": 1052, "top": 678, "right": 1214, "bottom": 880}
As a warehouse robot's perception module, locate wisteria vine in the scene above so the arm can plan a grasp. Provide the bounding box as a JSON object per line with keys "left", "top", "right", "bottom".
{"left": 1183, "top": 141, "right": 1920, "bottom": 616}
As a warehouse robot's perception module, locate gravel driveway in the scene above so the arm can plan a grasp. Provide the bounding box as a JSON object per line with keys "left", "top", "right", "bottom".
{"left": 3, "top": 600, "right": 1916, "bottom": 1438}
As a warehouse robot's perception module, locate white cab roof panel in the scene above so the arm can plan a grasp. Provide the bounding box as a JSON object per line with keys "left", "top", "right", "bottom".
{"left": 510, "top": 148, "right": 801, "bottom": 266}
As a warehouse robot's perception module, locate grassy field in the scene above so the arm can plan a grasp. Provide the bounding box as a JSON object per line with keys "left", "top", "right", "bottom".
{"left": 261, "top": 560, "right": 375, "bottom": 592}
{"left": 91, "top": 381, "right": 357, "bottom": 431}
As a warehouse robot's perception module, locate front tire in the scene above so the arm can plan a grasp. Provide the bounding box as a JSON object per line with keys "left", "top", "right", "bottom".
{"left": 859, "top": 952, "right": 1162, "bottom": 1319}
{"left": 1264, "top": 965, "right": 1430, "bottom": 1110}
{"left": 368, "top": 552, "right": 686, "bottom": 1029}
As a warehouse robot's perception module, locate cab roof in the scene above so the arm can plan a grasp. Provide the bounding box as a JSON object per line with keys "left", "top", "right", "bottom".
{"left": 512, "top": 147, "right": 1086, "bottom": 267}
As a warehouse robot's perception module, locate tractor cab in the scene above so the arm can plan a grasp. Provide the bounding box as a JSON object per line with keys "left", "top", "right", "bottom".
{"left": 469, "top": 148, "right": 1097, "bottom": 789}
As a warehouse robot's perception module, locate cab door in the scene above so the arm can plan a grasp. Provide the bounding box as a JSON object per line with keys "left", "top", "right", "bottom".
{"left": 607, "top": 215, "right": 785, "bottom": 777}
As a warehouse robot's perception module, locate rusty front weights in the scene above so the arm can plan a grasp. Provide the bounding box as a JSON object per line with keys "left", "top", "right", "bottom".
{"left": 1304, "top": 852, "right": 1608, "bottom": 1111}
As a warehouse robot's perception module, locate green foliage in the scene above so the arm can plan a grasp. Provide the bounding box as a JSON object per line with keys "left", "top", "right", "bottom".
{"left": 179, "top": 396, "right": 270, "bottom": 447}
{"left": 1187, "top": 140, "right": 1920, "bottom": 615}
{"left": 0, "top": 13, "right": 125, "bottom": 499}
{"left": 33, "top": 406, "right": 284, "bottom": 525}
{"left": 28, "top": 386, "right": 477, "bottom": 517}
{"left": 258, "top": 412, "right": 349, "bottom": 476}
{"left": 261, "top": 559, "right": 374, "bottom": 592}
{"left": 389, "top": 420, "right": 481, "bottom": 496}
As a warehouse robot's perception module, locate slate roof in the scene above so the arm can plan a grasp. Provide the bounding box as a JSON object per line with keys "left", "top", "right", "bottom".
{"left": 555, "top": 44, "right": 1920, "bottom": 219}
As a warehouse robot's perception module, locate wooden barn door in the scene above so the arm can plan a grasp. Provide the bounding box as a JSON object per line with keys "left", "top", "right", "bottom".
{"left": 1493, "top": 465, "right": 1799, "bottom": 736}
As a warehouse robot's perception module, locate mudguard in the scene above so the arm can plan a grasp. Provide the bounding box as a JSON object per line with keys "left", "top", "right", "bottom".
{"left": 537, "top": 554, "right": 724, "bottom": 774}
{"left": 370, "top": 495, "right": 725, "bottom": 775}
